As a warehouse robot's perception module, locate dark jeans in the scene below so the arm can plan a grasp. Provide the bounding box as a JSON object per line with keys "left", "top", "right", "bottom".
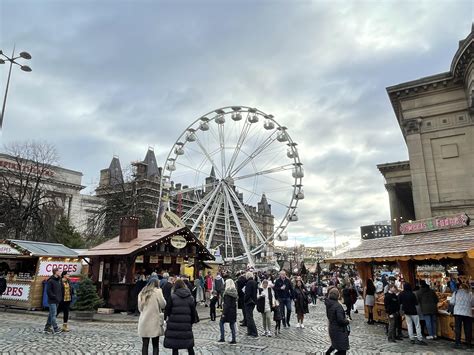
{"left": 210, "top": 307, "right": 216, "bottom": 321}
{"left": 345, "top": 303, "right": 352, "bottom": 317}
{"left": 219, "top": 319, "right": 236, "bottom": 341}
{"left": 142, "top": 337, "right": 159, "bottom": 355}
{"left": 311, "top": 293, "right": 317, "bottom": 305}
{"left": 455, "top": 315, "right": 472, "bottom": 345}
{"left": 45, "top": 303, "right": 59, "bottom": 330}
{"left": 245, "top": 303, "right": 257, "bottom": 336}
{"left": 172, "top": 349, "right": 194, "bottom": 355}
{"left": 278, "top": 297, "right": 292, "bottom": 326}
{"left": 57, "top": 301, "right": 71, "bottom": 323}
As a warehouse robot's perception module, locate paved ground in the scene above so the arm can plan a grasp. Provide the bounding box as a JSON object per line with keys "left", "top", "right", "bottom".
{"left": 1, "top": 302, "right": 470, "bottom": 354}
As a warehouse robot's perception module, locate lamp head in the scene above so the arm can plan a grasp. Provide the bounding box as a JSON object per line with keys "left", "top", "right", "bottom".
{"left": 19, "top": 52, "right": 32, "bottom": 60}
{"left": 20, "top": 65, "right": 32, "bottom": 72}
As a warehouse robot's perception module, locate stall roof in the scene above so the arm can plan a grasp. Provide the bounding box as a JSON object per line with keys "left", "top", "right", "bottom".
{"left": 325, "top": 225, "right": 474, "bottom": 263}
{"left": 80, "top": 226, "right": 215, "bottom": 260}
{"left": 7, "top": 239, "right": 78, "bottom": 258}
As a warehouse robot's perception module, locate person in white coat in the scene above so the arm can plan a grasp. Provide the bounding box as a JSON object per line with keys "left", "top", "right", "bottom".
{"left": 138, "top": 278, "right": 166, "bottom": 355}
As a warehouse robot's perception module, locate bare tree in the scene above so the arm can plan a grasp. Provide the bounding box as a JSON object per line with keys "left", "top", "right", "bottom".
{"left": 0, "top": 141, "right": 60, "bottom": 240}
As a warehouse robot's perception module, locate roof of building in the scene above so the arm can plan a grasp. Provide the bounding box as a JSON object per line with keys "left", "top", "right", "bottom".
{"left": 108, "top": 156, "right": 124, "bottom": 185}
{"left": 4, "top": 239, "right": 79, "bottom": 257}
{"left": 80, "top": 226, "right": 215, "bottom": 260}
{"left": 325, "top": 225, "right": 474, "bottom": 263}
{"left": 143, "top": 148, "right": 160, "bottom": 178}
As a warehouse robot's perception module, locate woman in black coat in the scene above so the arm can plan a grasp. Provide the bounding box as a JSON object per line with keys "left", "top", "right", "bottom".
{"left": 325, "top": 287, "right": 350, "bottom": 355}
{"left": 219, "top": 278, "right": 238, "bottom": 344}
{"left": 164, "top": 279, "right": 196, "bottom": 355}
{"left": 294, "top": 278, "right": 309, "bottom": 328}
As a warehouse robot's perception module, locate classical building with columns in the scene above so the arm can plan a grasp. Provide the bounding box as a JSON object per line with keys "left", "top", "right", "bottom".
{"left": 378, "top": 27, "right": 474, "bottom": 234}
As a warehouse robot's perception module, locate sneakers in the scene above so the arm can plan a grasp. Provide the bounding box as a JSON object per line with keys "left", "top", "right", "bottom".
{"left": 296, "top": 323, "right": 300, "bottom": 328}
{"left": 267, "top": 331, "right": 272, "bottom": 337}
{"left": 43, "top": 325, "right": 51, "bottom": 334}
{"left": 301, "top": 324, "right": 305, "bottom": 329}
{"left": 262, "top": 331, "right": 268, "bottom": 336}
{"left": 218, "top": 339, "right": 225, "bottom": 343}
{"left": 426, "top": 336, "right": 434, "bottom": 340}
{"left": 52, "top": 328, "right": 62, "bottom": 335}
{"left": 416, "top": 340, "right": 427, "bottom": 346}
{"left": 229, "top": 340, "right": 237, "bottom": 345}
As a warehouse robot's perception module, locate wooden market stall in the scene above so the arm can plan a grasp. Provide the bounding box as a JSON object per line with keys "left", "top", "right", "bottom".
{"left": 0, "top": 240, "right": 81, "bottom": 310}
{"left": 81, "top": 217, "right": 214, "bottom": 312}
{"left": 326, "top": 214, "right": 474, "bottom": 342}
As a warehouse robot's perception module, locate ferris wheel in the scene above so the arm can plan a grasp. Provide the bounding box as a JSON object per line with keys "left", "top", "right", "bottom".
{"left": 158, "top": 106, "right": 304, "bottom": 266}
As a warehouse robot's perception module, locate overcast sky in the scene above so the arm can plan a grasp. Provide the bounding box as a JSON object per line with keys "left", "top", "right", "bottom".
{"left": 1, "top": 0, "right": 472, "bottom": 251}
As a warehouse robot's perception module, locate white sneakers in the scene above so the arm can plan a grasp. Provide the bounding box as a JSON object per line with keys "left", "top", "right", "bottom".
{"left": 426, "top": 336, "right": 434, "bottom": 340}
{"left": 295, "top": 323, "right": 305, "bottom": 328}
{"left": 296, "top": 323, "right": 300, "bottom": 328}
{"left": 267, "top": 331, "right": 272, "bottom": 337}
{"left": 301, "top": 323, "right": 305, "bottom": 329}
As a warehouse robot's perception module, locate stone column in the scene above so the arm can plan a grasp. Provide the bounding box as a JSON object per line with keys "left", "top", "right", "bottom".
{"left": 403, "top": 118, "right": 432, "bottom": 219}
{"left": 385, "top": 184, "right": 400, "bottom": 234}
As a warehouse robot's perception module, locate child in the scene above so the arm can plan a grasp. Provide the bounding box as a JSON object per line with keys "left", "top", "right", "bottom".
{"left": 273, "top": 300, "right": 282, "bottom": 335}
{"left": 210, "top": 290, "right": 218, "bottom": 321}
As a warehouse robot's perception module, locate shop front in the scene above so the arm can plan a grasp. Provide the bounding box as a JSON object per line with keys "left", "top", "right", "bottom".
{"left": 326, "top": 214, "right": 474, "bottom": 342}
{"left": 0, "top": 240, "right": 81, "bottom": 310}
{"left": 81, "top": 217, "right": 214, "bottom": 311}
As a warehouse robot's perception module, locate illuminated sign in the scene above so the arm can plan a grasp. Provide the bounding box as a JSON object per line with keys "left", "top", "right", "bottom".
{"left": 38, "top": 261, "right": 82, "bottom": 276}
{"left": 400, "top": 213, "right": 470, "bottom": 234}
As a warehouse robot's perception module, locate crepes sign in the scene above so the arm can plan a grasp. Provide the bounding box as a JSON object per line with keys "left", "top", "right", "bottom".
{"left": 400, "top": 213, "right": 470, "bottom": 234}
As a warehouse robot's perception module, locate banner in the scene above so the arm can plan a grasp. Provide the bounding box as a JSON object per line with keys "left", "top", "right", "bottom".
{"left": 38, "top": 261, "right": 82, "bottom": 276}
{"left": 400, "top": 213, "right": 470, "bottom": 234}
{"left": 0, "top": 244, "right": 20, "bottom": 255}
{"left": 149, "top": 256, "right": 159, "bottom": 264}
{"left": 1, "top": 283, "right": 30, "bottom": 301}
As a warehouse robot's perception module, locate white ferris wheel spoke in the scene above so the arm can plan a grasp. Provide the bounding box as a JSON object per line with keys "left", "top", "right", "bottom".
{"left": 218, "top": 122, "right": 226, "bottom": 178}
{"left": 190, "top": 182, "right": 222, "bottom": 232}
{"left": 233, "top": 164, "right": 294, "bottom": 181}
{"left": 225, "top": 119, "right": 252, "bottom": 177}
{"left": 233, "top": 183, "right": 290, "bottom": 208}
{"left": 230, "top": 132, "right": 279, "bottom": 177}
{"left": 181, "top": 189, "right": 215, "bottom": 220}
{"left": 222, "top": 184, "right": 255, "bottom": 267}
{"left": 225, "top": 185, "right": 267, "bottom": 246}
{"left": 206, "top": 193, "right": 224, "bottom": 249}
{"left": 169, "top": 182, "right": 216, "bottom": 197}
{"left": 223, "top": 191, "right": 231, "bottom": 260}
{"left": 193, "top": 134, "right": 223, "bottom": 178}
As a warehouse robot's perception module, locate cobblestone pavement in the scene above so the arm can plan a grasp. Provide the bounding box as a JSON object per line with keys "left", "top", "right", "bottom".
{"left": 1, "top": 302, "right": 470, "bottom": 354}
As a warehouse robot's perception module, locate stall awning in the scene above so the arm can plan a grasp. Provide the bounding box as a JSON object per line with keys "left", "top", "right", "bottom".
{"left": 325, "top": 225, "right": 474, "bottom": 263}
{"left": 80, "top": 226, "right": 215, "bottom": 260}
{"left": 1, "top": 239, "right": 79, "bottom": 258}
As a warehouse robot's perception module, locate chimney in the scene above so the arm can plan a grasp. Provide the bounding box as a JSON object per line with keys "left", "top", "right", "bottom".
{"left": 119, "top": 216, "right": 139, "bottom": 243}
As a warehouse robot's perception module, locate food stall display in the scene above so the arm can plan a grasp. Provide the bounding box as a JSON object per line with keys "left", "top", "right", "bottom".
{"left": 325, "top": 214, "right": 474, "bottom": 342}
{"left": 0, "top": 239, "right": 80, "bottom": 310}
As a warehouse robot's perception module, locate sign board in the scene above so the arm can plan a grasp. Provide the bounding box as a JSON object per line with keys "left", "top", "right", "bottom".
{"left": 0, "top": 243, "right": 21, "bottom": 255}
{"left": 176, "top": 256, "right": 184, "bottom": 264}
{"left": 98, "top": 261, "right": 104, "bottom": 283}
{"left": 38, "top": 261, "right": 82, "bottom": 276}
{"left": 188, "top": 258, "right": 194, "bottom": 264}
{"left": 163, "top": 256, "right": 172, "bottom": 264}
{"left": 135, "top": 255, "right": 144, "bottom": 263}
{"left": 161, "top": 211, "right": 185, "bottom": 228}
{"left": 1, "top": 283, "right": 30, "bottom": 301}
{"left": 171, "top": 235, "right": 187, "bottom": 249}
{"left": 400, "top": 213, "right": 470, "bottom": 234}
{"left": 149, "top": 256, "right": 159, "bottom": 264}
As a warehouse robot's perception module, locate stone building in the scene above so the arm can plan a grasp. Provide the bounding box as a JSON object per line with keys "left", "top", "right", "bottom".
{"left": 378, "top": 27, "right": 474, "bottom": 233}
{"left": 97, "top": 148, "right": 275, "bottom": 260}
{"left": 0, "top": 152, "right": 103, "bottom": 236}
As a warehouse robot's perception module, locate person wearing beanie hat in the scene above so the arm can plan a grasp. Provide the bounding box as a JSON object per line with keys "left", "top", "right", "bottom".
{"left": 57, "top": 271, "right": 74, "bottom": 332}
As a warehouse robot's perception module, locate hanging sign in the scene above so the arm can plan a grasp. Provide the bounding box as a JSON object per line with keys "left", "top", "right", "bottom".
{"left": 188, "top": 258, "right": 195, "bottom": 264}
{"left": 38, "top": 261, "right": 82, "bottom": 276}
{"left": 161, "top": 211, "right": 186, "bottom": 228}
{"left": 1, "top": 283, "right": 31, "bottom": 301}
{"left": 171, "top": 236, "right": 187, "bottom": 249}
{"left": 176, "top": 256, "right": 184, "bottom": 264}
{"left": 135, "top": 255, "right": 144, "bottom": 263}
{"left": 400, "top": 213, "right": 470, "bottom": 234}
{"left": 163, "top": 256, "right": 172, "bottom": 264}
{"left": 149, "top": 256, "right": 159, "bottom": 264}
{"left": 0, "top": 244, "right": 21, "bottom": 255}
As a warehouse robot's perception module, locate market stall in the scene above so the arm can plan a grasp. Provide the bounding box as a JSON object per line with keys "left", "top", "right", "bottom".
{"left": 81, "top": 217, "right": 214, "bottom": 311}
{"left": 0, "top": 240, "right": 81, "bottom": 310}
{"left": 325, "top": 213, "right": 474, "bottom": 342}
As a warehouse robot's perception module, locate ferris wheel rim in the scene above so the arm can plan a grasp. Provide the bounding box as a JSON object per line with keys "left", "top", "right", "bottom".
{"left": 157, "top": 106, "right": 303, "bottom": 263}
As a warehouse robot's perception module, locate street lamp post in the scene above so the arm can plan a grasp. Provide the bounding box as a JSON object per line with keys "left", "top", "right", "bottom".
{"left": 0, "top": 46, "right": 32, "bottom": 129}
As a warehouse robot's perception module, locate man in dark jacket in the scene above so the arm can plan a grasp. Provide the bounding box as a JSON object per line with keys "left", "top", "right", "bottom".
{"left": 384, "top": 285, "right": 400, "bottom": 342}
{"left": 274, "top": 270, "right": 293, "bottom": 327}
{"left": 236, "top": 271, "right": 247, "bottom": 326}
{"left": 417, "top": 280, "right": 439, "bottom": 340}
{"left": 44, "top": 268, "right": 63, "bottom": 334}
{"left": 398, "top": 283, "right": 427, "bottom": 345}
{"left": 244, "top": 271, "right": 258, "bottom": 337}
{"left": 162, "top": 276, "right": 175, "bottom": 320}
